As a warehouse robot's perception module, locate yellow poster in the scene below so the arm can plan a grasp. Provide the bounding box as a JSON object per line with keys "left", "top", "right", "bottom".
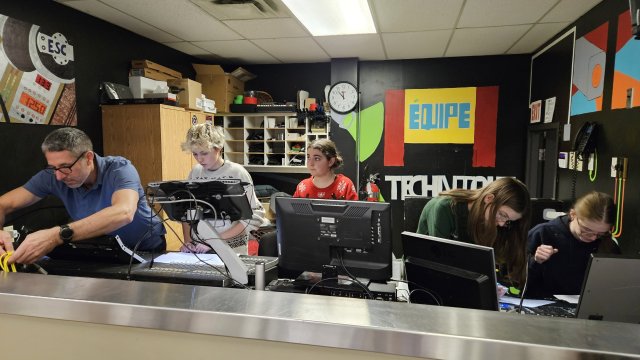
{"left": 405, "top": 87, "right": 476, "bottom": 144}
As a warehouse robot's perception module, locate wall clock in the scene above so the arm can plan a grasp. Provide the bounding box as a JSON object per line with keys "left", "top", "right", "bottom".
{"left": 328, "top": 81, "right": 358, "bottom": 114}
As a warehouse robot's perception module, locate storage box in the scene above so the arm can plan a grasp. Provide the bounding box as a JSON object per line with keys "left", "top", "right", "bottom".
{"left": 167, "top": 78, "right": 202, "bottom": 110}
{"left": 193, "top": 64, "right": 253, "bottom": 113}
{"left": 131, "top": 59, "right": 182, "bottom": 79}
{"left": 130, "top": 68, "right": 178, "bottom": 81}
{"left": 128, "top": 76, "right": 167, "bottom": 99}
{"left": 196, "top": 97, "right": 216, "bottom": 113}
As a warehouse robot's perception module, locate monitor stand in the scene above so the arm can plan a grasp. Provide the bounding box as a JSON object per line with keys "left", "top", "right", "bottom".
{"left": 197, "top": 220, "right": 249, "bottom": 285}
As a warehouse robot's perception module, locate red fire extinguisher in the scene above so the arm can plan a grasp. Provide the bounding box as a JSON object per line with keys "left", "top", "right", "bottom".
{"left": 365, "top": 173, "right": 381, "bottom": 202}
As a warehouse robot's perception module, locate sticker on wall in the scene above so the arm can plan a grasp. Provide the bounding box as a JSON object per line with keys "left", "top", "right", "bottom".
{"left": 530, "top": 100, "right": 542, "bottom": 123}
{"left": 570, "top": 22, "right": 608, "bottom": 116}
{"left": 0, "top": 13, "right": 76, "bottom": 125}
{"left": 611, "top": 10, "right": 640, "bottom": 109}
{"left": 544, "top": 97, "right": 556, "bottom": 123}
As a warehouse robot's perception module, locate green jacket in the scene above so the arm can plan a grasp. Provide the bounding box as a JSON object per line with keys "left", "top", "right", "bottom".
{"left": 416, "top": 196, "right": 471, "bottom": 244}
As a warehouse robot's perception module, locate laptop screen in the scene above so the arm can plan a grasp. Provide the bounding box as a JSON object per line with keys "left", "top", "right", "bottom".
{"left": 576, "top": 254, "right": 640, "bottom": 324}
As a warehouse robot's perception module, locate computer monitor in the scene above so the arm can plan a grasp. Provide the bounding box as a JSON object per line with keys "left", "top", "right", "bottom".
{"left": 576, "top": 254, "right": 640, "bottom": 323}
{"left": 275, "top": 197, "right": 392, "bottom": 282}
{"left": 148, "top": 179, "right": 253, "bottom": 222}
{"left": 402, "top": 231, "right": 499, "bottom": 311}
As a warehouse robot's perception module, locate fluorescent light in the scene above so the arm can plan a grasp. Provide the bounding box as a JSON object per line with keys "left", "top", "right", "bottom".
{"left": 282, "top": 0, "right": 376, "bottom": 36}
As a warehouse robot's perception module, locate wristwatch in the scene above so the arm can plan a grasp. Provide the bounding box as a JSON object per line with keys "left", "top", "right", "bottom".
{"left": 59, "top": 224, "right": 73, "bottom": 244}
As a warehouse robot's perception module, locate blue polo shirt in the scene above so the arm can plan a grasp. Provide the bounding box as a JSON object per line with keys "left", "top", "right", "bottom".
{"left": 24, "top": 154, "right": 165, "bottom": 251}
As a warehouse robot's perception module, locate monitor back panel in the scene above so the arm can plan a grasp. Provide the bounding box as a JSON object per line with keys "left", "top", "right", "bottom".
{"left": 576, "top": 255, "right": 640, "bottom": 324}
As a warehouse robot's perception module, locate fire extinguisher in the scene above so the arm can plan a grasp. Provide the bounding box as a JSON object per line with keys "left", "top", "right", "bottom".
{"left": 365, "top": 173, "right": 381, "bottom": 202}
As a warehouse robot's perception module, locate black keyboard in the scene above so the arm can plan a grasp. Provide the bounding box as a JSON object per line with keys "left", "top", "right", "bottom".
{"left": 45, "top": 235, "right": 144, "bottom": 264}
{"left": 255, "top": 104, "right": 297, "bottom": 112}
{"left": 523, "top": 303, "right": 577, "bottom": 318}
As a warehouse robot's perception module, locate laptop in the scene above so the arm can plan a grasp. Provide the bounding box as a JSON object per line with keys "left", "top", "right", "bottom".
{"left": 575, "top": 254, "right": 640, "bottom": 324}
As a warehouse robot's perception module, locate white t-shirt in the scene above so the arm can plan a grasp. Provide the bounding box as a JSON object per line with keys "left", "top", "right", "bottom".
{"left": 187, "top": 160, "right": 269, "bottom": 253}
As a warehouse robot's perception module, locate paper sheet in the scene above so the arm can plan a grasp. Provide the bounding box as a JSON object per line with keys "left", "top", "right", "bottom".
{"left": 154, "top": 252, "right": 224, "bottom": 266}
{"left": 554, "top": 294, "right": 580, "bottom": 304}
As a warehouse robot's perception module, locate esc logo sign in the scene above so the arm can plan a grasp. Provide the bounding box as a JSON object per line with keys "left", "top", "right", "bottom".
{"left": 37, "top": 32, "right": 74, "bottom": 65}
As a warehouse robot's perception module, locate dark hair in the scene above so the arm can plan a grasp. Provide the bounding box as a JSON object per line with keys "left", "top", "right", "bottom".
{"left": 441, "top": 177, "right": 531, "bottom": 286}
{"left": 307, "top": 138, "right": 343, "bottom": 170}
{"left": 41, "top": 127, "right": 93, "bottom": 157}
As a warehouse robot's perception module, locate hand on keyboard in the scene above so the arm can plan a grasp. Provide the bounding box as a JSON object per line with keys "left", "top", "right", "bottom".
{"left": 180, "top": 242, "right": 212, "bottom": 254}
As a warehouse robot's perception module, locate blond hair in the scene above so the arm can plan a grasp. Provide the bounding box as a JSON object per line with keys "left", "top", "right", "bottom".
{"left": 181, "top": 123, "right": 224, "bottom": 152}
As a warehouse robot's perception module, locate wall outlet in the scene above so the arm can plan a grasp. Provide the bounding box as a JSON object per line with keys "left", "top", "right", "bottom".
{"left": 563, "top": 123, "right": 571, "bottom": 141}
{"left": 558, "top": 152, "right": 568, "bottom": 168}
{"left": 611, "top": 157, "right": 618, "bottom": 177}
{"left": 576, "top": 156, "right": 583, "bottom": 171}
{"left": 568, "top": 151, "right": 576, "bottom": 170}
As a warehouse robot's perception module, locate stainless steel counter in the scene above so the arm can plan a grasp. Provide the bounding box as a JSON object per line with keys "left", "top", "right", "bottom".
{"left": 1, "top": 273, "right": 639, "bottom": 359}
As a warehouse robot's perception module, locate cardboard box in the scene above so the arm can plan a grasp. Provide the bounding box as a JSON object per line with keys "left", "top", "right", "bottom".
{"left": 128, "top": 76, "right": 167, "bottom": 99}
{"left": 167, "top": 78, "right": 202, "bottom": 110}
{"left": 131, "top": 59, "right": 181, "bottom": 79}
{"left": 193, "top": 64, "right": 251, "bottom": 113}
{"left": 130, "top": 68, "right": 178, "bottom": 81}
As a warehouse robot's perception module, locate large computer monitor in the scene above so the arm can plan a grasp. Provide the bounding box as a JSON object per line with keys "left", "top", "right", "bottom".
{"left": 148, "top": 179, "right": 253, "bottom": 222}
{"left": 275, "top": 197, "right": 392, "bottom": 282}
{"left": 402, "top": 231, "right": 499, "bottom": 311}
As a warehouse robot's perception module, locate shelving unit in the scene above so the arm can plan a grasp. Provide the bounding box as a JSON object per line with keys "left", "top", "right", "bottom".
{"left": 216, "top": 112, "right": 329, "bottom": 173}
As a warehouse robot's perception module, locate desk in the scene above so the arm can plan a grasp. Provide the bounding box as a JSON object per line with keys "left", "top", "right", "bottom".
{"left": 1, "top": 273, "right": 639, "bottom": 359}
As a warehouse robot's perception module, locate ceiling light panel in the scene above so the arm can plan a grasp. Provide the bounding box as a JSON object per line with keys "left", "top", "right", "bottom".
{"left": 283, "top": 0, "right": 376, "bottom": 36}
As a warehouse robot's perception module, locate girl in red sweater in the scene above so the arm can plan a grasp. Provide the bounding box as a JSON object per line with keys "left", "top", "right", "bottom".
{"left": 293, "top": 139, "right": 358, "bottom": 200}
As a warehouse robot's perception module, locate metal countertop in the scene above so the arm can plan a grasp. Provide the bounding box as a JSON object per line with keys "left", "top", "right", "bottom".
{"left": 1, "top": 273, "right": 639, "bottom": 359}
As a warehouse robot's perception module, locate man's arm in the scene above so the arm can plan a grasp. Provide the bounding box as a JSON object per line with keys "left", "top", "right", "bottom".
{"left": 9, "top": 188, "right": 139, "bottom": 264}
{"left": 0, "top": 187, "right": 42, "bottom": 254}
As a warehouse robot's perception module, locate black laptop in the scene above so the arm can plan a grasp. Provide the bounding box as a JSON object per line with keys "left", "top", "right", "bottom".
{"left": 575, "top": 254, "right": 640, "bottom": 324}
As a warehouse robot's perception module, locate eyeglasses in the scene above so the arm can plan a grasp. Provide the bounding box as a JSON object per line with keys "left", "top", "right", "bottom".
{"left": 575, "top": 218, "right": 610, "bottom": 238}
{"left": 44, "top": 151, "right": 86, "bottom": 175}
{"left": 496, "top": 210, "right": 513, "bottom": 228}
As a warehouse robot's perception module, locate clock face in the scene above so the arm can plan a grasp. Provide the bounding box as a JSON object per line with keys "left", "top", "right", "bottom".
{"left": 328, "top": 81, "right": 358, "bottom": 114}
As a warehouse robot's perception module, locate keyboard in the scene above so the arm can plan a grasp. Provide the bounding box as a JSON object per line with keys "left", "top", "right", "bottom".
{"left": 522, "top": 303, "right": 577, "bottom": 318}
{"left": 45, "top": 235, "right": 144, "bottom": 264}
{"left": 129, "top": 255, "right": 278, "bottom": 287}
{"left": 255, "top": 104, "right": 297, "bottom": 113}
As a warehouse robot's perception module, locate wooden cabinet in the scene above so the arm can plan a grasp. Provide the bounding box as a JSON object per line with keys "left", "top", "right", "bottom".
{"left": 217, "top": 112, "right": 329, "bottom": 173}
{"left": 102, "top": 104, "right": 196, "bottom": 251}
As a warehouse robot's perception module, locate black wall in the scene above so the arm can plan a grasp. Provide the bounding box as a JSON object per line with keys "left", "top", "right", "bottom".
{"left": 4, "top": 1, "right": 635, "bottom": 256}
{"left": 534, "top": 0, "right": 640, "bottom": 255}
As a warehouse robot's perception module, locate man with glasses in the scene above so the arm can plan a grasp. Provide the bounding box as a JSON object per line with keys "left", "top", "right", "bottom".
{"left": 526, "top": 191, "right": 621, "bottom": 298}
{"left": 0, "top": 127, "right": 165, "bottom": 264}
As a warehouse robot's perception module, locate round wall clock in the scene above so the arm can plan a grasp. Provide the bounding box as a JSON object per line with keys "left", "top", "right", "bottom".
{"left": 328, "top": 81, "right": 358, "bottom": 114}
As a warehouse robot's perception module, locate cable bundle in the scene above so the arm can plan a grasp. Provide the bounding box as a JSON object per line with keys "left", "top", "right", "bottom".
{"left": 0, "top": 252, "right": 17, "bottom": 272}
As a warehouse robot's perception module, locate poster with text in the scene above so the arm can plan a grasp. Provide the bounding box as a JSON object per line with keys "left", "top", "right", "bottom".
{"left": 0, "top": 14, "right": 76, "bottom": 125}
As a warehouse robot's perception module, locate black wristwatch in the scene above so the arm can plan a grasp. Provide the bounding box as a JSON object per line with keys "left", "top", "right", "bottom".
{"left": 59, "top": 224, "right": 74, "bottom": 244}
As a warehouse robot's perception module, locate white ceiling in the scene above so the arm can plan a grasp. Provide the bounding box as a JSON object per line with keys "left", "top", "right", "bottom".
{"left": 55, "top": 0, "right": 602, "bottom": 64}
